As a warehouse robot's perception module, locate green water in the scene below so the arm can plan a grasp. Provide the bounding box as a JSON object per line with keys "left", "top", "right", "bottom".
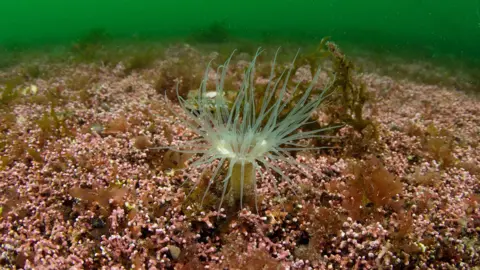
{"left": 1, "top": 0, "right": 480, "bottom": 64}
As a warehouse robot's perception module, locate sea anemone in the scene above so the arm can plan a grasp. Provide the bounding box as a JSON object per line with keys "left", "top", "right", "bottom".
{"left": 164, "top": 48, "right": 334, "bottom": 211}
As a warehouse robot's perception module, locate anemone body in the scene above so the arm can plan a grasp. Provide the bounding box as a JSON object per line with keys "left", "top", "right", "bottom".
{"left": 170, "top": 48, "right": 331, "bottom": 210}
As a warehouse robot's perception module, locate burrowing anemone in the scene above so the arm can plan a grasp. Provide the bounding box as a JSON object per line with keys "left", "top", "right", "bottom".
{"left": 163, "top": 48, "right": 334, "bottom": 211}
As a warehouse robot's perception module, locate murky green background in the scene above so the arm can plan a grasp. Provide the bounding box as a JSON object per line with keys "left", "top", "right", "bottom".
{"left": 1, "top": 0, "right": 479, "bottom": 63}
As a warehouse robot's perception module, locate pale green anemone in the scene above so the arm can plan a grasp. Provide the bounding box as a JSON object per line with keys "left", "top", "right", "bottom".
{"left": 164, "top": 48, "right": 334, "bottom": 211}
